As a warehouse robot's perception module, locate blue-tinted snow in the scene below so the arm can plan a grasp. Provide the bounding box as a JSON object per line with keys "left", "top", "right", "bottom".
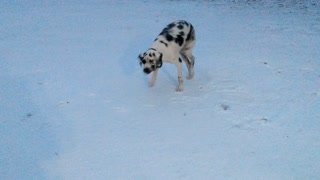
{"left": 1, "top": 1, "right": 320, "bottom": 179}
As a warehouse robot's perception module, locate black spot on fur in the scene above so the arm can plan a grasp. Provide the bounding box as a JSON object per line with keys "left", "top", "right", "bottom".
{"left": 159, "top": 30, "right": 166, "bottom": 36}
{"left": 177, "top": 24, "right": 183, "bottom": 29}
{"left": 159, "top": 40, "right": 168, "bottom": 47}
{"left": 159, "top": 22, "right": 176, "bottom": 38}
{"left": 177, "top": 20, "right": 189, "bottom": 26}
{"left": 154, "top": 38, "right": 158, "bottom": 42}
{"left": 179, "top": 58, "right": 182, "bottom": 63}
{"left": 179, "top": 31, "right": 185, "bottom": 36}
{"left": 167, "top": 23, "right": 176, "bottom": 29}
{"left": 166, "top": 34, "right": 174, "bottom": 42}
{"left": 175, "top": 35, "right": 184, "bottom": 46}
{"left": 160, "top": 24, "right": 174, "bottom": 36}
{"left": 149, "top": 53, "right": 152, "bottom": 57}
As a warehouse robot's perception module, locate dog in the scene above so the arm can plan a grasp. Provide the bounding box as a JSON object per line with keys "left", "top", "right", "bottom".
{"left": 138, "top": 20, "right": 196, "bottom": 92}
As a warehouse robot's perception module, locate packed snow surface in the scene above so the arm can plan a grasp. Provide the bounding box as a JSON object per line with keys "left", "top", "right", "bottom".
{"left": 1, "top": 1, "right": 320, "bottom": 179}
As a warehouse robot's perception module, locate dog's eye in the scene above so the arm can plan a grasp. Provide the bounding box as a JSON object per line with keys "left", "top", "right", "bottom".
{"left": 141, "top": 60, "right": 146, "bottom": 64}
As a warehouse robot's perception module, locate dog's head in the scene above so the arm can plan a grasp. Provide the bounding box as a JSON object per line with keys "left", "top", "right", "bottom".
{"left": 138, "top": 48, "right": 163, "bottom": 74}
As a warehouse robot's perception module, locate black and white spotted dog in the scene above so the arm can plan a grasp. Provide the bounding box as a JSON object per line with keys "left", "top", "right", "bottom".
{"left": 138, "top": 20, "right": 196, "bottom": 92}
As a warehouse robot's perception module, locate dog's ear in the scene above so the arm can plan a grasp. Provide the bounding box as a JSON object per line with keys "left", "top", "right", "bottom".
{"left": 156, "top": 53, "right": 163, "bottom": 68}
{"left": 138, "top": 53, "right": 145, "bottom": 67}
{"left": 138, "top": 53, "right": 144, "bottom": 60}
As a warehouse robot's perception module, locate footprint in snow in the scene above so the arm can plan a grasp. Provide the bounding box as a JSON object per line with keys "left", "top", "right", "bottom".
{"left": 221, "top": 104, "right": 230, "bottom": 111}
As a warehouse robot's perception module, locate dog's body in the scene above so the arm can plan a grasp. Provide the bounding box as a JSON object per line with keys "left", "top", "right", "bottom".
{"left": 139, "top": 20, "right": 196, "bottom": 91}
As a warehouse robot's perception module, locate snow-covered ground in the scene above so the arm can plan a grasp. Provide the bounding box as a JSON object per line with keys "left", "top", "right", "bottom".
{"left": 1, "top": 0, "right": 320, "bottom": 179}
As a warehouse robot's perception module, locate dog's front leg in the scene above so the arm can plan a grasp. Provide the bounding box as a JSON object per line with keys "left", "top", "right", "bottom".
{"left": 176, "top": 63, "right": 184, "bottom": 92}
{"left": 149, "top": 68, "right": 159, "bottom": 87}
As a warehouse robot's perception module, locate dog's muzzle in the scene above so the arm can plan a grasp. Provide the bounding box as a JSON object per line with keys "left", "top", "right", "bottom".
{"left": 143, "top": 68, "right": 152, "bottom": 74}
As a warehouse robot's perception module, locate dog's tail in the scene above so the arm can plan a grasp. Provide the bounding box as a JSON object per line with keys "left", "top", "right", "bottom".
{"left": 186, "top": 24, "right": 195, "bottom": 42}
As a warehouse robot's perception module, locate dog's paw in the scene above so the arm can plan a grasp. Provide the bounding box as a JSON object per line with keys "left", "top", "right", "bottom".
{"left": 176, "top": 86, "right": 184, "bottom": 92}
{"left": 186, "top": 71, "right": 194, "bottom": 80}
{"left": 149, "top": 81, "right": 155, "bottom": 87}
{"left": 186, "top": 75, "right": 194, "bottom": 80}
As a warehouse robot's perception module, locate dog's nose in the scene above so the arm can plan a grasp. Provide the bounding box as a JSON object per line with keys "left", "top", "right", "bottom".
{"left": 143, "top": 68, "right": 151, "bottom": 74}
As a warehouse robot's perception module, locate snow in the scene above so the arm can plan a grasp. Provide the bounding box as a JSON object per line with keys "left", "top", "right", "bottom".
{"left": 1, "top": 0, "right": 320, "bottom": 179}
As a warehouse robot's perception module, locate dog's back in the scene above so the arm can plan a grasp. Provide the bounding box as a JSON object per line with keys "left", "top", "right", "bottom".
{"left": 152, "top": 20, "right": 195, "bottom": 63}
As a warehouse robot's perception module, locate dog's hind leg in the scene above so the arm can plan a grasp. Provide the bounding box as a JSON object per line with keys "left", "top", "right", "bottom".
{"left": 181, "top": 51, "right": 195, "bottom": 80}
